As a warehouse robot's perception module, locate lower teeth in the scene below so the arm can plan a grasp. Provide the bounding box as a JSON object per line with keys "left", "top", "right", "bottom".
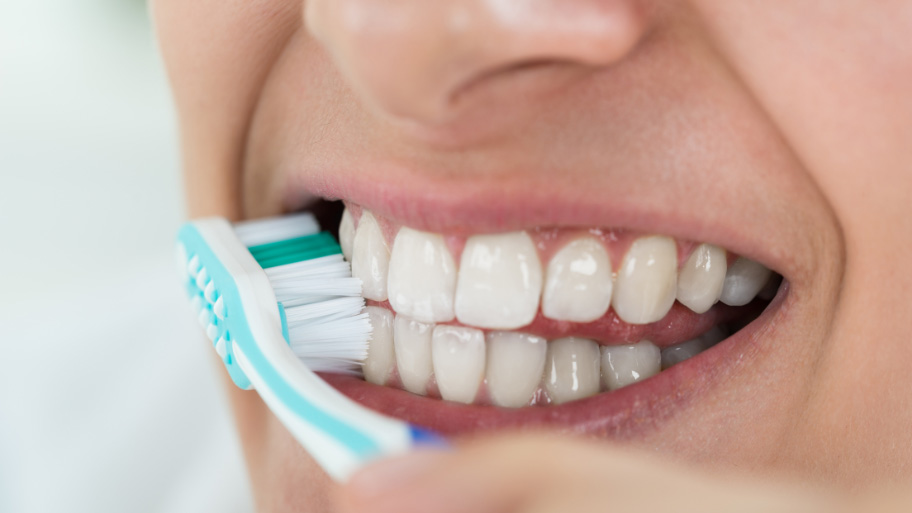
{"left": 362, "top": 307, "right": 739, "bottom": 407}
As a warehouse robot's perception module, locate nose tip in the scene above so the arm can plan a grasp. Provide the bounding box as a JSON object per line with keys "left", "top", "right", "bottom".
{"left": 306, "top": 0, "right": 652, "bottom": 127}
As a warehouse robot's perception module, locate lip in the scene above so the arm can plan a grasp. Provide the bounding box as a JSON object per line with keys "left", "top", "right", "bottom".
{"left": 287, "top": 158, "right": 794, "bottom": 437}
{"left": 321, "top": 280, "right": 788, "bottom": 436}
{"left": 286, "top": 164, "right": 794, "bottom": 284}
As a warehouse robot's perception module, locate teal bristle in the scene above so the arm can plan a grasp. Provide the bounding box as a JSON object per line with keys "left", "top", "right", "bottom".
{"left": 248, "top": 231, "right": 341, "bottom": 268}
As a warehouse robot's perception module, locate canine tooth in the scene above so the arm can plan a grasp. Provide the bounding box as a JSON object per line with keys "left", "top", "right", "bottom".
{"left": 719, "top": 257, "right": 772, "bottom": 306}
{"left": 612, "top": 236, "right": 678, "bottom": 324}
{"left": 387, "top": 228, "right": 457, "bottom": 323}
{"left": 339, "top": 208, "right": 355, "bottom": 261}
{"left": 541, "top": 238, "right": 613, "bottom": 322}
{"left": 676, "top": 243, "right": 726, "bottom": 314}
{"left": 544, "top": 337, "right": 601, "bottom": 404}
{"left": 393, "top": 315, "right": 434, "bottom": 395}
{"left": 351, "top": 212, "right": 390, "bottom": 301}
{"left": 363, "top": 307, "right": 395, "bottom": 386}
{"left": 454, "top": 232, "right": 542, "bottom": 330}
{"left": 660, "top": 338, "right": 705, "bottom": 369}
{"left": 431, "top": 325, "right": 486, "bottom": 404}
{"left": 485, "top": 332, "right": 547, "bottom": 408}
{"left": 600, "top": 340, "right": 661, "bottom": 390}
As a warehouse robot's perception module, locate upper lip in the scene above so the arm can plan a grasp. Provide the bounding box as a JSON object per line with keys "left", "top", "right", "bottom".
{"left": 287, "top": 162, "right": 798, "bottom": 284}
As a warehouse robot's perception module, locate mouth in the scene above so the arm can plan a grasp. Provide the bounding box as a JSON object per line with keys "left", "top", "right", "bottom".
{"left": 301, "top": 190, "right": 787, "bottom": 438}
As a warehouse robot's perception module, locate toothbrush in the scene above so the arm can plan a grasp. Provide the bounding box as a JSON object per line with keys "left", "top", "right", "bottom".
{"left": 176, "top": 212, "right": 443, "bottom": 481}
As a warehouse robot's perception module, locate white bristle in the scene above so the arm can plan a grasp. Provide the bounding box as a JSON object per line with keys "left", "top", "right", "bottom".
{"left": 285, "top": 304, "right": 371, "bottom": 374}
{"left": 267, "top": 255, "right": 363, "bottom": 302}
{"left": 235, "top": 212, "right": 320, "bottom": 247}
{"left": 263, "top": 239, "right": 371, "bottom": 374}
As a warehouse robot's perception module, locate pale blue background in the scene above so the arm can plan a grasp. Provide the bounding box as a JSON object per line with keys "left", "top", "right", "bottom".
{"left": 0, "top": 1, "right": 254, "bottom": 511}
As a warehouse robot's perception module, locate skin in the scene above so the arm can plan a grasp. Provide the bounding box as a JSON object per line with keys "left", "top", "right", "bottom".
{"left": 152, "top": 0, "right": 912, "bottom": 511}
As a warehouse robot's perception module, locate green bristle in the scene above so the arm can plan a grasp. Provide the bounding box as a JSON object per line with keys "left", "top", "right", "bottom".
{"left": 248, "top": 231, "right": 341, "bottom": 269}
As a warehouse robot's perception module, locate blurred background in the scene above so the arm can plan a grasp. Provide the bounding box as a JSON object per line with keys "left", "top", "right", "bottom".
{"left": 1, "top": 1, "right": 253, "bottom": 511}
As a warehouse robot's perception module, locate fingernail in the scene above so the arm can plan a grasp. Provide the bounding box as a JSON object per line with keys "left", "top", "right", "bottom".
{"left": 347, "top": 450, "right": 446, "bottom": 500}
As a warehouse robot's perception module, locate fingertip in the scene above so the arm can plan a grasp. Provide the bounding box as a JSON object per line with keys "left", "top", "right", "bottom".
{"left": 337, "top": 450, "right": 449, "bottom": 513}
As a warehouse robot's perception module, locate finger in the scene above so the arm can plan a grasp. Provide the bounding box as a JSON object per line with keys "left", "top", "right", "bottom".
{"left": 335, "top": 433, "right": 614, "bottom": 513}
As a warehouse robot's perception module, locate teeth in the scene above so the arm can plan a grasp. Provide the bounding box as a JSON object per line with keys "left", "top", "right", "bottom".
{"left": 351, "top": 212, "right": 390, "bottom": 301}
{"left": 719, "top": 257, "right": 772, "bottom": 306}
{"left": 431, "top": 325, "right": 486, "bottom": 404}
{"left": 339, "top": 208, "right": 355, "bottom": 261}
{"left": 600, "top": 340, "right": 661, "bottom": 391}
{"left": 454, "top": 232, "right": 542, "bottom": 330}
{"left": 676, "top": 243, "right": 726, "bottom": 314}
{"left": 393, "top": 315, "right": 435, "bottom": 395}
{"left": 612, "top": 236, "right": 678, "bottom": 324}
{"left": 485, "top": 332, "right": 547, "bottom": 408}
{"left": 541, "top": 237, "right": 613, "bottom": 323}
{"left": 543, "top": 337, "right": 601, "bottom": 404}
{"left": 387, "top": 228, "right": 457, "bottom": 323}
{"left": 660, "top": 337, "right": 705, "bottom": 369}
{"left": 363, "top": 307, "right": 395, "bottom": 386}
{"left": 660, "top": 325, "right": 728, "bottom": 369}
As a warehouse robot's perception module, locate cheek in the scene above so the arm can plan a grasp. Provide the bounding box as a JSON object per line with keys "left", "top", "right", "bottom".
{"left": 152, "top": 0, "right": 303, "bottom": 217}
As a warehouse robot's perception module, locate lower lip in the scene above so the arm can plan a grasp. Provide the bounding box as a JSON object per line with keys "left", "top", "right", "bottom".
{"left": 321, "top": 286, "right": 788, "bottom": 438}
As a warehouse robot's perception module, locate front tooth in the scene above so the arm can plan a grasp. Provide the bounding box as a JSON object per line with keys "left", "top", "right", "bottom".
{"left": 719, "top": 257, "right": 772, "bottom": 306}
{"left": 485, "top": 332, "right": 547, "bottom": 408}
{"left": 393, "top": 315, "right": 435, "bottom": 395}
{"left": 612, "top": 236, "right": 678, "bottom": 324}
{"left": 351, "top": 212, "right": 390, "bottom": 301}
{"left": 600, "top": 340, "right": 661, "bottom": 390}
{"left": 454, "top": 232, "right": 542, "bottom": 330}
{"left": 387, "top": 228, "right": 457, "bottom": 323}
{"left": 541, "top": 237, "right": 613, "bottom": 323}
{"left": 339, "top": 208, "right": 355, "bottom": 261}
{"left": 544, "top": 337, "right": 601, "bottom": 404}
{"left": 660, "top": 337, "right": 705, "bottom": 369}
{"left": 363, "top": 307, "right": 395, "bottom": 385}
{"left": 676, "top": 243, "right": 726, "bottom": 314}
{"left": 431, "top": 325, "right": 486, "bottom": 404}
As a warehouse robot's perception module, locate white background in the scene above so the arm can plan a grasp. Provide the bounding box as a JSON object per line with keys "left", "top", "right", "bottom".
{"left": 1, "top": 1, "right": 254, "bottom": 511}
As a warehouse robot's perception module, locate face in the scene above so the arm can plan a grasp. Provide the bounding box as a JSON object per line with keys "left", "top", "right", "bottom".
{"left": 153, "top": 0, "right": 912, "bottom": 510}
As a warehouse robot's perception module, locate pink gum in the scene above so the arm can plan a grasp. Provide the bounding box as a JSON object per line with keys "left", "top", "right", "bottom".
{"left": 345, "top": 202, "right": 740, "bottom": 272}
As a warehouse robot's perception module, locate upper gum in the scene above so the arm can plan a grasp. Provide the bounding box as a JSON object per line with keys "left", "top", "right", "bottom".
{"left": 347, "top": 203, "right": 739, "bottom": 271}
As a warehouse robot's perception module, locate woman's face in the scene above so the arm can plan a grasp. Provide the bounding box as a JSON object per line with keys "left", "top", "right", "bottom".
{"left": 153, "top": 0, "right": 912, "bottom": 510}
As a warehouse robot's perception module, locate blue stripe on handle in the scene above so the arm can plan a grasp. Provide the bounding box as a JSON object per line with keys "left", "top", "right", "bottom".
{"left": 409, "top": 426, "right": 448, "bottom": 448}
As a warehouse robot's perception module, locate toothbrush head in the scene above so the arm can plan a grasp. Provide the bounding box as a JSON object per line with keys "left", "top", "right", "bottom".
{"left": 176, "top": 214, "right": 370, "bottom": 389}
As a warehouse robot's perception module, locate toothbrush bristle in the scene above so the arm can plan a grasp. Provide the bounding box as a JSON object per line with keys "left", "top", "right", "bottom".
{"left": 235, "top": 212, "right": 320, "bottom": 247}
{"left": 255, "top": 230, "right": 370, "bottom": 374}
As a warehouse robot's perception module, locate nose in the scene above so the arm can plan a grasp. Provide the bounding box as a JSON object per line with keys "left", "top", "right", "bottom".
{"left": 305, "top": 0, "right": 652, "bottom": 127}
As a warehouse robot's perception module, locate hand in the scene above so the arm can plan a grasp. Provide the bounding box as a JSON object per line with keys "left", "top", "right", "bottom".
{"left": 336, "top": 433, "right": 858, "bottom": 513}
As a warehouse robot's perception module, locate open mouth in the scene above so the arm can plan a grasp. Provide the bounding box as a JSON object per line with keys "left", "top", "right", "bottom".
{"left": 305, "top": 196, "right": 786, "bottom": 437}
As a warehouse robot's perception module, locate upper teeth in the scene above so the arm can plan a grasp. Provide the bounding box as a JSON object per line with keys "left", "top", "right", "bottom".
{"left": 350, "top": 212, "right": 391, "bottom": 301}
{"left": 541, "top": 237, "right": 614, "bottom": 323}
{"left": 388, "top": 227, "right": 457, "bottom": 323}
{"left": 346, "top": 207, "right": 775, "bottom": 324}
{"left": 611, "top": 236, "right": 678, "bottom": 324}
{"left": 454, "top": 231, "right": 543, "bottom": 330}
